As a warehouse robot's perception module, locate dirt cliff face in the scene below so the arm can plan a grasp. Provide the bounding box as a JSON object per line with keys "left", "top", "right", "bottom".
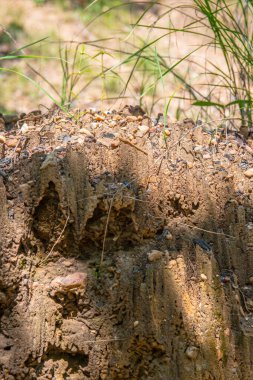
{"left": 1, "top": 107, "right": 253, "bottom": 379}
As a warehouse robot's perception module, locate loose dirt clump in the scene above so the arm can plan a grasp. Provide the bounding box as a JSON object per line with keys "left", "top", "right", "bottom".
{"left": 1, "top": 106, "right": 253, "bottom": 379}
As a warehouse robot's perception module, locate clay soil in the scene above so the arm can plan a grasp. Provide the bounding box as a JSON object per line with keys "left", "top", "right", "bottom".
{"left": 1, "top": 106, "right": 253, "bottom": 379}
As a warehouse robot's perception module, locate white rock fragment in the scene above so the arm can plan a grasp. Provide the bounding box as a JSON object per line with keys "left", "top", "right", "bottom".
{"left": 40, "top": 153, "right": 56, "bottom": 171}
{"left": 200, "top": 273, "right": 207, "bottom": 281}
{"left": 20, "top": 122, "right": 29, "bottom": 134}
{"left": 194, "top": 145, "right": 204, "bottom": 152}
{"left": 147, "top": 250, "right": 163, "bottom": 262}
{"left": 89, "top": 107, "right": 96, "bottom": 114}
{"left": 136, "top": 125, "right": 149, "bottom": 137}
{"left": 133, "top": 321, "right": 139, "bottom": 327}
{"left": 185, "top": 346, "right": 199, "bottom": 360}
{"left": 90, "top": 122, "right": 98, "bottom": 129}
{"left": 165, "top": 231, "right": 173, "bottom": 240}
{"left": 77, "top": 137, "right": 84, "bottom": 145}
{"left": 247, "top": 222, "right": 253, "bottom": 230}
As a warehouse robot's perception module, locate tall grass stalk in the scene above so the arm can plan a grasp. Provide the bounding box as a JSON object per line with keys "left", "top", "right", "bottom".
{"left": 191, "top": 0, "right": 253, "bottom": 135}
{"left": 114, "top": 0, "right": 253, "bottom": 131}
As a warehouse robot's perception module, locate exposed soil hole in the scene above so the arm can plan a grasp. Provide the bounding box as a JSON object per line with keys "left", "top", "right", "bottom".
{"left": 82, "top": 183, "right": 141, "bottom": 251}
{"left": 27, "top": 347, "right": 89, "bottom": 379}
{"left": 109, "top": 337, "right": 167, "bottom": 380}
{"left": 32, "top": 181, "right": 62, "bottom": 245}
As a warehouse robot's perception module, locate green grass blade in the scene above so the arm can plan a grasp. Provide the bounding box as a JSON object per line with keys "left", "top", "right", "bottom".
{"left": 9, "top": 37, "right": 49, "bottom": 54}
{"left": 192, "top": 100, "right": 225, "bottom": 108}
{"left": 0, "top": 67, "right": 74, "bottom": 118}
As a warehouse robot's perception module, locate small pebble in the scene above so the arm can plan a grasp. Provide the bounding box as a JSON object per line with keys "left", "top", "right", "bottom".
{"left": 90, "top": 122, "right": 98, "bottom": 129}
{"left": 248, "top": 276, "right": 253, "bottom": 285}
{"left": 50, "top": 272, "right": 87, "bottom": 294}
{"left": 247, "top": 222, "right": 253, "bottom": 230}
{"left": 165, "top": 231, "right": 173, "bottom": 240}
{"left": 147, "top": 250, "right": 163, "bottom": 262}
{"left": 109, "top": 121, "right": 117, "bottom": 128}
{"left": 111, "top": 140, "right": 120, "bottom": 149}
{"left": 200, "top": 273, "right": 207, "bottom": 281}
{"left": 244, "top": 168, "right": 253, "bottom": 178}
{"left": 185, "top": 346, "right": 199, "bottom": 360}
{"left": 126, "top": 115, "right": 138, "bottom": 122}
{"left": 0, "top": 291, "right": 7, "bottom": 305}
{"left": 102, "top": 132, "right": 115, "bottom": 139}
{"left": 136, "top": 125, "right": 149, "bottom": 137}
{"left": 194, "top": 145, "right": 204, "bottom": 152}
{"left": 20, "top": 122, "right": 29, "bottom": 133}
{"left": 210, "top": 138, "right": 218, "bottom": 145}
{"left": 79, "top": 128, "right": 94, "bottom": 137}
{"left": 62, "top": 260, "right": 73, "bottom": 268}
{"left": 6, "top": 138, "right": 18, "bottom": 148}
{"left": 0, "top": 135, "right": 6, "bottom": 144}
{"left": 95, "top": 114, "right": 105, "bottom": 121}
{"left": 113, "top": 115, "right": 122, "bottom": 121}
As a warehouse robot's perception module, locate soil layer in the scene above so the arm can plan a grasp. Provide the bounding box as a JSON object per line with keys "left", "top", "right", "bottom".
{"left": 1, "top": 106, "right": 253, "bottom": 379}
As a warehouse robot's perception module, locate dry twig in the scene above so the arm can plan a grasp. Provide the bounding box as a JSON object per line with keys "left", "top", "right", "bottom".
{"left": 119, "top": 137, "right": 148, "bottom": 155}
{"left": 40, "top": 214, "right": 70, "bottom": 265}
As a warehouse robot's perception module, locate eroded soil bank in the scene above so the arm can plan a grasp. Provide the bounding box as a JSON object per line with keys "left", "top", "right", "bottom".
{"left": 1, "top": 106, "right": 253, "bottom": 379}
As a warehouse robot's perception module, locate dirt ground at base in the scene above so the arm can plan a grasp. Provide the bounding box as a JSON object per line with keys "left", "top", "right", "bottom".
{"left": 1, "top": 106, "right": 253, "bottom": 379}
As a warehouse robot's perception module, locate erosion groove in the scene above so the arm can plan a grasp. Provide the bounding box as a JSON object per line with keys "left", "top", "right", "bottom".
{"left": 1, "top": 107, "right": 253, "bottom": 379}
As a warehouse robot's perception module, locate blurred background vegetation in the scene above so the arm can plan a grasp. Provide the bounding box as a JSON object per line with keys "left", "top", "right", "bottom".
{"left": 1, "top": 0, "right": 253, "bottom": 132}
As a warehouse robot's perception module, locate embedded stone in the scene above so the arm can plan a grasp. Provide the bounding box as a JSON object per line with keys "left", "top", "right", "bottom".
{"left": 79, "top": 128, "right": 94, "bottom": 137}
{"left": 0, "top": 135, "right": 6, "bottom": 144}
{"left": 186, "top": 346, "right": 199, "bottom": 360}
{"left": 244, "top": 168, "right": 253, "bottom": 178}
{"left": 50, "top": 272, "right": 87, "bottom": 293}
{"left": 136, "top": 125, "right": 149, "bottom": 137}
{"left": 147, "top": 250, "right": 163, "bottom": 262}
{"left": 200, "top": 273, "right": 207, "bottom": 281}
